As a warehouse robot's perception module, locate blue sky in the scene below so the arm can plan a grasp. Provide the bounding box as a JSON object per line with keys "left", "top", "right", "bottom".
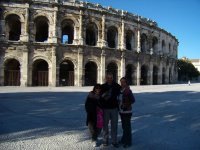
{"left": 83, "top": 0, "right": 200, "bottom": 59}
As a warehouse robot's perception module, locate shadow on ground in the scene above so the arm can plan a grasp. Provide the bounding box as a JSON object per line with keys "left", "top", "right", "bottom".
{"left": 0, "top": 90, "right": 200, "bottom": 150}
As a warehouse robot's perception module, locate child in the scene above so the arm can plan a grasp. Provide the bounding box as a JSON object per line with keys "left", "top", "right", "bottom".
{"left": 85, "top": 84, "right": 103, "bottom": 147}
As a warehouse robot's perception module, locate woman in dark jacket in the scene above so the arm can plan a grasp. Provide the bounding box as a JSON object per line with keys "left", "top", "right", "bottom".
{"left": 85, "top": 84, "right": 102, "bottom": 142}
{"left": 118, "top": 77, "right": 135, "bottom": 148}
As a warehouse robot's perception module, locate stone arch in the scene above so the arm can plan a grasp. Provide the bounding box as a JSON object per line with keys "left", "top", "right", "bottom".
{"left": 107, "top": 62, "right": 118, "bottom": 82}
{"left": 125, "top": 64, "right": 136, "bottom": 85}
{"left": 141, "top": 65, "right": 148, "bottom": 85}
{"left": 61, "top": 19, "right": 75, "bottom": 44}
{"left": 34, "top": 16, "right": 49, "bottom": 42}
{"left": 84, "top": 61, "right": 98, "bottom": 86}
{"left": 126, "top": 30, "right": 135, "bottom": 50}
{"left": 152, "top": 36, "right": 158, "bottom": 54}
{"left": 4, "top": 58, "right": 21, "bottom": 86}
{"left": 4, "top": 11, "right": 25, "bottom": 22}
{"left": 86, "top": 22, "right": 98, "bottom": 46}
{"left": 141, "top": 33, "right": 148, "bottom": 52}
{"left": 162, "top": 40, "right": 166, "bottom": 53}
{"left": 107, "top": 26, "right": 118, "bottom": 48}
{"left": 32, "top": 59, "right": 49, "bottom": 86}
{"left": 153, "top": 65, "right": 159, "bottom": 85}
{"left": 5, "top": 14, "right": 21, "bottom": 41}
{"left": 59, "top": 59, "right": 75, "bottom": 86}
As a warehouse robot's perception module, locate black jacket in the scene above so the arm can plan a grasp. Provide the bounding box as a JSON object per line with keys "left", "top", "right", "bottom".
{"left": 101, "top": 82, "right": 121, "bottom": 109}
{"left": 85, "top": 91, "right": 102, "bottom": 126}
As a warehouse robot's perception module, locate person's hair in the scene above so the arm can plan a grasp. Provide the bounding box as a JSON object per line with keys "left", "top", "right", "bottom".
{"left": 120, "top": 77, "right": 129, "bottom": 85}
{"left": 106, "top": 72, "right": 113, "bottom": 78}
{"left": 93, "top": 84, "right": 101, "bottom": 92}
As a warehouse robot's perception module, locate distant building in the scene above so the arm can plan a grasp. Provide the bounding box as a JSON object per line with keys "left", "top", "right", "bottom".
{"left": 190, "top": 59, "right": 200, "bottom": 81}
{"left": 0, "top": 0, "right": 178, "bottom": 86}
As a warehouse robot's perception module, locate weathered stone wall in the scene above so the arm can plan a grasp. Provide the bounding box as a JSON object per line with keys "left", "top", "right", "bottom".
{"left": 0, "top": 0, "right": 178, "bottom": 86}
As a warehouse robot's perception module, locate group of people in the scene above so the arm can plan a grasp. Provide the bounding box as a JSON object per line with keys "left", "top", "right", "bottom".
{"left": 85, "top": 73, "right": 135, "bottom": 148}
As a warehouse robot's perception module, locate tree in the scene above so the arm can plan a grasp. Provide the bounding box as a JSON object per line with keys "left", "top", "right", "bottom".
{"left": 178, "top": 59, "right": 200, "bottom": 81}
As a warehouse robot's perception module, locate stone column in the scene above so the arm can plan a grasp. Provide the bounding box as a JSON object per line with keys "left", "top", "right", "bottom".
{"left": 51, "top": 47, "right": 56, "bottom": 87}
{"left": 0, "top": 15, "right": 5, "bottom": 41}
{"left": 149, "top": 61, "right": 153, "bottom": 85}
{"left": 158, "top": 61, "right": 163, "bottom": 84}
{"left": 52, "top": 8, "right": 58, "bottom": 43}
{"left": 79, "top": 10, "right": 84, "bottom": 45}
{"left": 20, "top": 46, "right": 28, "bottom": 86}
{"left": 136, "top": 28, "right": 141, "bottom": 53}
{"left": 101, "top": 14, "right": 107, "bottom": 47}
{"left": 77, "top": 48, "right": 83, "bottom": 86}
{"left": 121, "top": 19, "right": 126, "bottom": 50}
{"left": 21, "top": 5, "right": 29, "bottom": 42}
{"left": 136, "top": 59, "right": 141, "bottom": 86}
{"left": 100, "top": 50, "right": 106, "bottom": 84}
{"left": 0, "top": 51, "right": 4, "bottom": 85}
{"left": 120, "top": 51, "right": 125, "bottom": 78}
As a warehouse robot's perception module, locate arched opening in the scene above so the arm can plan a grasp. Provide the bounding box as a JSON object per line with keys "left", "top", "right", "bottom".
{"left": 86, "top": 23, "right": 97, "bottom": 46}
{"left": 152, "top": 37, "right": 158, "bottom": 54}
{"left": 59, "top": 60, "right": 74, "bottom": 86}
{"left": 126, "top": 30, "right": 134, "bottom": 50}
{"left": 5, "top": 14, "right": 21, "bottom": 41}
{"left": 141, "top": 65, "right": 148, "bottom": 85}
{"left": 141, "top": 33, "right": 148, "bottom": 52}
{"left": 34, "top": 16, "right": 49, "bottom": 42}
{"left": 85, "top": 62, "right": 97, "bottom": 86}
{"left": 162, "top": 40, "right": 166, "bottom": 53}
{"left": 4, "top": 59, "right": 20, "bottom": 86}
{"left": 107, "top": 26, "right": 118, "bottom": 48}
{"left": 107, "top": 62, "right": 118, "bottom": 82}
{"left": 162, "top": 67, "right": 166, "bottom": 84}
{"left": 125, "top": 64, "right": 135, "bottom": 85}
{"left": 32, "top": 60, "right": 48, "bottom": 86}
{"left": 61, "top": 19, "right": 74, "bottom": 44}
{"left": 153, "top": 66, "right": 158, "bottom": 85}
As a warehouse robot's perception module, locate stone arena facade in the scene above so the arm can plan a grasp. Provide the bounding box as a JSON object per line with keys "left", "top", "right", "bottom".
{"left": 0, "top": 0, "right": 178, "bottom": 87}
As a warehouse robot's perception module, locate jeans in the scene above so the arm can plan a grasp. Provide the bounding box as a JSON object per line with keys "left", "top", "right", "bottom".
{"left": 120, "top": 113, "right": 132, "bottom": 145}
{"left": 103, "top": 108, "right": 118, "bottom": 144}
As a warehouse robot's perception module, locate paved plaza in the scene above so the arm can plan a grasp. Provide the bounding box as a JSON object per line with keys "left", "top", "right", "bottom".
{"left": 0, "top": 84, "right": 200, "bottom": 150}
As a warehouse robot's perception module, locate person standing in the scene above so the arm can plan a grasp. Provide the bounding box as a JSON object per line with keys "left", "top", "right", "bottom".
{"left": 101, "top": 73, "right": 121, "bottom": 147}
{"left": 118, "top": 77, "right": 135, "bottom": 148}
{"left": 85, "top": 84, "right": 103, "bottom": 147}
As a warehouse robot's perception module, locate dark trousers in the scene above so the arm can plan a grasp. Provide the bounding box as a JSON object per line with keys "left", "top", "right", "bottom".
{"left": 120, "top": 113, "right": 132, "bottom": 145}
{"left": 88, "top": 122, "right": 101, "bottom": 141}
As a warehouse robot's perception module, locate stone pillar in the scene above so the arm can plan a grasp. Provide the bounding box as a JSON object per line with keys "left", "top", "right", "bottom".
{"left": 0, "top": 19, "right": 5, "bottom": 41}
{"left": 77, "top": 48, "right": 83, "bottom": 86}
{"left": 52, "top": 8, "right": 58, "bottom": 43}
{"left": 158, "top": 61, "right": 163, "bottom": 84}
{"left": 136, "top": 59, "right": 141, "bottom": 86}
{"left": 21, "top": 5, "right": 29, "bottom": 42}
{"left": 149, "top": 61, "right": 153, "bottom": 85}
{"left": 0, "top": 52, "right": 4, "bottom": 86}
{"left": 52, "top": 47, "right": 57, "bottom": 86}
{"left": 79, "top": 10, "right": 84, "bottom": 45}
{"left": 120, "top": 51, "right": 125, "bottom": 78}
{"left": 20, "top": 46, "right": 28, "bottom": 86}
{"left": 56, "top": 65, "right": 59, "bottom": 86}
{"left": 121, "top": 19, "right": 126, "bottom": 50}
{"left": 136, "top": 28, "right": 141, "bottom": 53}
{"left": 100, "top": 50, "right": 106, "bottom": 84}
{"left": 101, "top": 14, "right": 107, "bottom": 47}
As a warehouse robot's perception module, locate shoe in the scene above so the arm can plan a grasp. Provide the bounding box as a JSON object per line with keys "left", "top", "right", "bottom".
{"left": 102, "top": 141, "right": 109, "bottom": 147}
{"left": 123, "top": 144, "right": 131, "bottom": 148}
{"left": 112, "top": 142, "right": 119, "bottom": 148}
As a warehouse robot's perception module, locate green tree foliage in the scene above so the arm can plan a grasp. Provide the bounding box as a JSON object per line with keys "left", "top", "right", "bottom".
{"left": 178, "top": 59, "right": 200, "bottom": 81}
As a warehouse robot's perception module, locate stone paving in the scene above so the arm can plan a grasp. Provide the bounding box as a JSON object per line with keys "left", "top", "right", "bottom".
{"left": 0, "top": 84, "right": 200, "bottom": 150}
